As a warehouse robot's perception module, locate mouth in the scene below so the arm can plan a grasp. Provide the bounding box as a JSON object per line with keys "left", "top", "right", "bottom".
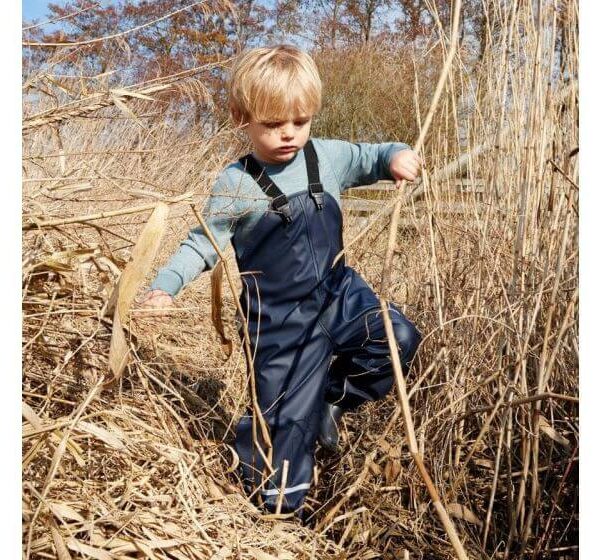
{"left": 277, "top": 146, "right": 296, "bottom": 152}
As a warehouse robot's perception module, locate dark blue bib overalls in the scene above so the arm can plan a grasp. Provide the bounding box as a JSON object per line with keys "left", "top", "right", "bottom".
{"left": 231, "top": 140, "right": 421, "bottom": 516}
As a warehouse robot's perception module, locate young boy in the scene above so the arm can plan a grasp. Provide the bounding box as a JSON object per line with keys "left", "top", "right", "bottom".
{"left": 141, "top": 44, "right": 422, "bottom": 518}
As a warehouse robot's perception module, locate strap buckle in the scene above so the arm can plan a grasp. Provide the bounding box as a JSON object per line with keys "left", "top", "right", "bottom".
{"left": 309, "top": 183, "right": 324, "bottom": 210}
{"left": 271, "top": 194, "right": 293, "bottom": 224}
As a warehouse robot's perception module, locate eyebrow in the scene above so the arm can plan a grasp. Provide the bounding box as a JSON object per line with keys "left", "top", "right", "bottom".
{"left": 261, "top": 117, "right": 311, "bottom": 124}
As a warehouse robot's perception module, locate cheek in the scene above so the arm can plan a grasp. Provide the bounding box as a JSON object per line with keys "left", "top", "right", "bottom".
{"left": 253, "top": 132, "right": 268, "bottom": 145}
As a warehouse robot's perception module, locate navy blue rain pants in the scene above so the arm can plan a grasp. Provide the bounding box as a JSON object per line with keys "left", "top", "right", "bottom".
{"left": 231, "top": 164, "right": 421, "bottom": 517}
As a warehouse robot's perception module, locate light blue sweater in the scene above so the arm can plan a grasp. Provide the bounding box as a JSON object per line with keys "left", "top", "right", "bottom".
{"left": 150, "top": 137, "right": 410, "bottom": 296}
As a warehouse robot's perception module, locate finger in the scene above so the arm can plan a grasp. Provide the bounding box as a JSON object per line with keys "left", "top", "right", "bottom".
{"left": 401, "top": 163, "right": 418, "bottom": 177}
{"left": 149, "top": 295, "right": 171, "bottom": 306}
{"left": 147, "top": 292, "right": 166, "bottom": 301}
{"left": 400, "top": 168, "right": 417, "bottom": 181}
{"left": 408, "top": 154, "right": 422, "bottom": 168}
{"left": 139, "top": 293, "right": 155, "bottom": 305}
{"left": 409, "top": 155, "right": 421, "bottom": 169}
{"left": 141, "top": 298, "right": 162, "bottom": 309}
{"left": 139, "top": 307, "right": 167, "bottom": 319}
{"left": 148, "top": 303, "right": 170, "bottom": 313}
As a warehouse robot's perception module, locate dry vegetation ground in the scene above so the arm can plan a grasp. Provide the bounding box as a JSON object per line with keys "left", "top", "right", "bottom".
{"left": 23, "top": 1, "right": 578, "bottom": 558}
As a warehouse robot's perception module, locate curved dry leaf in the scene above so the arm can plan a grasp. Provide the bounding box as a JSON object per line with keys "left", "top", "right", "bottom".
{"left": 474, "top": 458, "right": 495, "bottom": 470}
{"left": 132, "top": 540, "right": 160, "bottom": 560}
{"left": 384, "top": 458, "right": 401, "bottom": 484}
{"left": 447, "top": 503, "right": 482, "bottom": 526}
{"left": 67, "top": 539, "right": 114, "bottom": 560}
{"left": 111, "top": 94, "right": 146, "bottom": 129}
{"left": 22, "top": 401, "right": 43, "bottom": 428}
{"left": 48, "top": 502, "right": 85, "bottom": 523}
{"left": 78, "top": 421, "right": 126, "bottom": 451}
{"left": 50, "top": 520, "right": 73, "bottom": 560}
{"left": 539, "top": 415, "right": 571, "bottom": 448}
{"left": 245, "top": 548, "right": 280, "bottom": 560}
{"left": 107, "top": 202, "right": 170, "bottom": 385}
{"left": 210, "top": 259, "right": 233, "bottom": 359}
{"left": 110, "top": 87, "right": 155, "bottom": 101}
{"left": 107, "top": 309, "right": 129, "bottom": 384}
{"left": 210, "top": 547, "right": 232, "bottom": 560}
{"left": 44, "top": 435, "right": 69, "bottom": 490}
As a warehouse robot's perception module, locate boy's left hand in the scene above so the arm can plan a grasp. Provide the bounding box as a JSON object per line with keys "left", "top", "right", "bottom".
{"left": 389, "top": 149, "right": 423, "bottom": 185}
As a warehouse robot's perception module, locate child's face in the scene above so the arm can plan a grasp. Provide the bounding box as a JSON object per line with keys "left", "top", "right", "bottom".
{"left": 245, "top": 114, "right": 312, "bottom": 164}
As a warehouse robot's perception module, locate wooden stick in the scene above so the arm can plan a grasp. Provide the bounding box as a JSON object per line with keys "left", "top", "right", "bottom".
{"left": 275, "top": 459, "right": 289, "bottom": 515}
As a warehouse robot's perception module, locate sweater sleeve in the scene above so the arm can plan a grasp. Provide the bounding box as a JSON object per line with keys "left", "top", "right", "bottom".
{"left": 150, "top": 173, "right": 241, "bottom": 297}
{"left": 317, "top": 138, "right": 410, "bottom": 191}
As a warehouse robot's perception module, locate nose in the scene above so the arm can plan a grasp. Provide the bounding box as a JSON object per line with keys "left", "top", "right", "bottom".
{"left": 280, "top": 122, "right": 294, "bottom": 140}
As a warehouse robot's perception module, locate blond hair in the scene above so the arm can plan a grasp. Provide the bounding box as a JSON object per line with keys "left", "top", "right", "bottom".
{"left": 228, "top": 45, "right": 322, "bottom": 125}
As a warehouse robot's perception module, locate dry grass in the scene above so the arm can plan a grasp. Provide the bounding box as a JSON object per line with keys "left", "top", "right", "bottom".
{"left": 22, "top": 1, "right": 578, "bottom": 558}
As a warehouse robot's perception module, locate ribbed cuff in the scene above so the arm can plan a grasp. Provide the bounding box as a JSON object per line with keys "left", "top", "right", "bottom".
{"left": 150, "top": 270, "right": 184, "bottom": 297}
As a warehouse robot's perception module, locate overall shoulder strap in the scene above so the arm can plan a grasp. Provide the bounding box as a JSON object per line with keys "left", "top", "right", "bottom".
{"left": 239, "top": 154, "right": 292, "bottom": 224}
{"left": 303, "top": 140, "right": 324, "bottom": 210}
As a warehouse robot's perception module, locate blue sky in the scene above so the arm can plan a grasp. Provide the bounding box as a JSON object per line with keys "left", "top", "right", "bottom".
{"left": 22, "top": 1, "right": 68, "bottom": 22}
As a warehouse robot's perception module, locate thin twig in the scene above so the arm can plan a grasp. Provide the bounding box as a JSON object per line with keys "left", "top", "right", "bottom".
{"left": 23, "top": 1, "right": 209, "bottom": 47}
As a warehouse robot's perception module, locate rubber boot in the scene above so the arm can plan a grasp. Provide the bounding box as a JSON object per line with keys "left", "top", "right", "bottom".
{"left": 318, "top": 401, "right": 344, "bottom": 452}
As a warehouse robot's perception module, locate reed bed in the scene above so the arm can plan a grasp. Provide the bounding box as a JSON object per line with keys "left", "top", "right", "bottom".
{"left": 23, "top": 1, "right": 578, "bottom": 558}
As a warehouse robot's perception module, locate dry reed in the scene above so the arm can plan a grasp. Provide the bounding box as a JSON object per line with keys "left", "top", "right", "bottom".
{"left": 23, "top": 1, "right": 578, "bottom": 558}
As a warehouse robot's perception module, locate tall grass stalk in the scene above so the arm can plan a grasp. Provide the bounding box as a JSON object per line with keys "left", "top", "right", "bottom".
{"left": 22, "top": 1, "right": 578, "bottom": 557}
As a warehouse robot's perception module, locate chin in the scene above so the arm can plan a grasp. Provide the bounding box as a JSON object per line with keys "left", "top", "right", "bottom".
{"left": 273, "top": 151, "right": 296, "bottom": 161}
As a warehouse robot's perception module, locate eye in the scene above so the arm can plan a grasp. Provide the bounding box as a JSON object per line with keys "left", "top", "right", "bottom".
{"left": 294, "top": 120, "right": 309, "bottom": 127}
{"left": 264, "top": 122, "right": 281, "bottom": 129}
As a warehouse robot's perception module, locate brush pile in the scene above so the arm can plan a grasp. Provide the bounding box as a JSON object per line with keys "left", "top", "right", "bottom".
{"left": 23, "top": 1, "right": 578, "bottom": 558}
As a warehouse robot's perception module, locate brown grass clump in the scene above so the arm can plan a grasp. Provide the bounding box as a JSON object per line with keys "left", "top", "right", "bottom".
{"left": 23, "top": 1, "right": 578, "bottom": 558}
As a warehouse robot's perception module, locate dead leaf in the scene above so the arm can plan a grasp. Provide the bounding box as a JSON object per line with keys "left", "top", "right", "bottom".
{"left": 110, "top": 87, "right": 155, "bottom": 101}
{"left": 50, "top": 519, "right": 73, "bottom": 560}
{"left": 539, "top": 415, "right": 571, "bottom": 448}
{"left": 66, "top": 539, "right": 114, "bottom": 560}
{"left": 209, "top": 547, "right": 232, "bottom": 560}
{"left": 107, "top": 203, "right": 170, "bottom": 385}
{"left": 384, "top": 458, "right": 401, "bottom": 485}
{"left": 210, "top": 260, "right": 233, "bottom": 359}
{"left": 447, "top": 503, "right": 482, "bottom": 526}
{"left": 48, "top": 502, "right": 85, "bottom": 523}
{"left": 78, "top": 421, "right": 126, "bottom": 451}
{"left": 245, "top": 548, "right": 280, "bottom": 560}
{"left": 368, "top": 461, "right": 382, "bottom": 476}
{"left": 474, "top": 458, "right": 495, "bottom": 470}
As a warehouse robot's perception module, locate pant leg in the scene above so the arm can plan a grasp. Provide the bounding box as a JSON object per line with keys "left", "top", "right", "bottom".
{"left": 234, "top": 312, "right": 334, "bottom": 515}
{"left": 323, "top": 271, "right": 421, "bottom": 411}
